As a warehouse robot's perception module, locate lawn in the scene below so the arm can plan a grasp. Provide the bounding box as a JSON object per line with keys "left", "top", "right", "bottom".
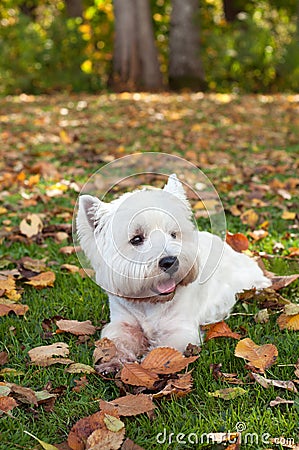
{"left": 0, "top": 92, "right": 298, "bottom": 450}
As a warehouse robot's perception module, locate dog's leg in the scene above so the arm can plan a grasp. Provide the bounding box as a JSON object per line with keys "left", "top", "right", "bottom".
{"left": 96, "top": 321, "right": 149, "bottom": 374}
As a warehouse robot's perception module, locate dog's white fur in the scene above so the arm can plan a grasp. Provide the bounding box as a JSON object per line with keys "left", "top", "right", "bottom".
{"left": 76, "top": 175, "right": 270, "bottom": 371}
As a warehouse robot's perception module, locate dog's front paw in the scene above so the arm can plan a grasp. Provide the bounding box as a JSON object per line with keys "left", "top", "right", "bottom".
{"left": 95, "top": 357, "right": 123, "bottom": 376}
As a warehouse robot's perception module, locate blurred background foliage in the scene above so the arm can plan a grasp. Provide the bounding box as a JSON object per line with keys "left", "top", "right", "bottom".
{"left": 0, "top": 0, "right": 298, "bottom": 94}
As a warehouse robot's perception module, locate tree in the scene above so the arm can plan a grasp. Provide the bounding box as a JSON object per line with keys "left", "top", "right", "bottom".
{"left": 110, "top": 0, "right": 163, "bottom": 91}
{"left": 169, "top": 0, "right": 205, "bottom": 90}
{"left": 222, "top": 0, "right": 243, "bottom": 22}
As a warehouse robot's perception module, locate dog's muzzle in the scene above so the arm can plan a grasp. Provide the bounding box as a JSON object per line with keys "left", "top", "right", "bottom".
{"left": 159, "top": 256, "right": 179, "bottom": 276}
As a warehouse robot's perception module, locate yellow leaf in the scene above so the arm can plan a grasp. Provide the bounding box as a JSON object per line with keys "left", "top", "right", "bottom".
{"left": 281, "top": 211, "right": 296, "bottom": 220}
{"left": 19, "top": 214, "right": 43, "bottom": 238}
{"left": 103, "top": 414, "right": 125, "bottom": 432}
{"left": 0, "top": 207, "right": 8, "bottom": 215}
{"left": 24, "top": 431, "right": 59, "bottom": 450}
{"left": 81, "top": 60, "right": 93, "bottom": 74}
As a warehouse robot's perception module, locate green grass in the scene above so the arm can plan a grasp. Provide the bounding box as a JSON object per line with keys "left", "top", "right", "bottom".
{"left": 0, "top": 93, "right": 298, "bottom": 449}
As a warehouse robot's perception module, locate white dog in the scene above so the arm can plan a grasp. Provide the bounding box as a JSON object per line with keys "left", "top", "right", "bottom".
{"left": 76, "top": 174, "right": 270, "bottom": 372}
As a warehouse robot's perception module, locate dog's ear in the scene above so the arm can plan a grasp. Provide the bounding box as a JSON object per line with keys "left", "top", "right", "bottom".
{"left": 77, "top": 195, "right": 102, "bottom": 229}
{"left": 163, "top": 174, "right": 189, "bottom": 206}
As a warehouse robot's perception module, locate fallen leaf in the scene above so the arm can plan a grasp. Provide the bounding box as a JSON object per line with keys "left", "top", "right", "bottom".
{"left": 67, "top": 411, "right": 104, "bottom": 450}
{"left": 19, "top": 214, "right": 43, "bottom": 238}
{"left": 61, "top": 264, "right": 80, "bottom": 273}
{"left": 277, "top": 312, "right": 299, "bottom": 331}
{"left": 210, "top": 363, "right": 244, "bottom": 385}
{"left": 234, "top": 338, "right": 278, "bottom": 372}
{"left": 0, "top": 276, "right": 21, "bottom": 301}
{"left": 121, "top": 363, "right": 159, "bottom": 389}
{"left": 65, "top": 363, "right": 96, "bottom": 374}
{"left": 103, "top": 414, "right": 125, "bottom": 432}
{"left": 28, "top": 342, "right": 73, "bottom": 367}
{"left": 100, "top": 394, "right": 156, "bottom": 416}
{"left": 281, "top": 211, "right": 296, "bottom": 220}
{"left": 226, "top": 232, "right": 249, "bottom": 252}
{"left": 56, "top": 319, "right": 96, "bottom": 336}
{"left": 205, "top": 321, "right": 241, "bottom": 341}
{"left": 140, "top": 347, "right": 198, "bottom": 374}
{"left": 270, "top": 396, "right": 295, "bottom": 407}
{"left": 152, "top": 372, "right": 193, "bottom": 398}
{"left": 254, "top": 309, "right": 270, "bottom": 324}
{"left": 0, "top": 303, "right": 29, "bottom": 317}
{"left": 252, "top": 373, "right": 297, "bottom": 392}
{"left": 93, "top": 338, "right": 117, "bottom": 365}
{"left": 20, "top": 257, "right": 48, "bottom": 273}
{"left": 240, "top": 209, "right": 259, "bottom": 228}
{"left": 59, "top": 246, "right": 80, "bottom": 255}
{"left": 0, "top": 396, "right": 17, "bottom": 413}
{"left": 0, "top": 351, "right": 8, "bottom": 365}
{"left": 86, "top": 426, "right": 125, "bottom": 450}
{"left": 8, "top": 383, "right": 38, "bottom": 405}
{"left": 24, "top": 431, "right": 59, "bottom": 450}
{"left": 121, "top": 438, "right": 145, "bottom": 450}
{"left": 248, "top": 229, "right": 269, "bottom": 241}
{"left": 270, "top": 274, "right": 299, "bottom": 291}
{"left": 208, "top": 387, "right": 247, "bottom": 400}
{"left": 25, "top": 271, "right": 56, "bottom": 289}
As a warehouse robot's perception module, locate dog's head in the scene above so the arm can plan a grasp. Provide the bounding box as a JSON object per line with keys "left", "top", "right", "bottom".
{"left": 76, "top": 174, "right": 199, "bottom": 302}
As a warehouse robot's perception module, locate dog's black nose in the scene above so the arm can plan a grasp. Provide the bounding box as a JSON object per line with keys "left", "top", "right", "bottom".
{"left": 159, "top": 256, "right": 179, "bottom": 275}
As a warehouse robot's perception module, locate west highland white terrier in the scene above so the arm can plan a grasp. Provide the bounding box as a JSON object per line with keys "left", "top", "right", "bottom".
{"left": 76, "top": 174, "right": 270, "bottom": 372}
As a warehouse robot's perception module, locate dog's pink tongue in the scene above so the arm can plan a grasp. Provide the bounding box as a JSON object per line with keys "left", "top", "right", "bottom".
{"left": 156, "top": 279, "right": 176, "bottom": 294}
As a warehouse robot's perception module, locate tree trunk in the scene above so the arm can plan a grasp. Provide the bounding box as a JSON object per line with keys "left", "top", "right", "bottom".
{"left": 169, "top": 0, "right": 205, "bottom": 91}
{"left": 65, "top": 0, "right": 83, "bottom": 18}
{"left": 223, "top": 0, "right": 243, "bottom": 22}
{"left": 110, "top": 0, "right": 163, "bottom": 91}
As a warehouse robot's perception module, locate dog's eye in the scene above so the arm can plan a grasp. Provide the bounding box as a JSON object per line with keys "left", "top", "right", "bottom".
{"left": 130, "top": 235, "right": 144, "bottom": 246}
{"left": 170, "top": 232, "right": 177, "bottom": 239}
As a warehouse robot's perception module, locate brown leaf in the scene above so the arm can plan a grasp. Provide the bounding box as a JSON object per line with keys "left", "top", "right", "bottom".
{"left": 25, "top": 271, "right": 56, "bottom": 289}
{"left": 56, "top": 319, "right": 96, "bottom": 336}
{"left": 0, "top": 351, "right": 8, "bottom": 365}
{"left": 205, "top": 321, "right": 241, "bottom": 341}
{"left": 277, "top": 312, "right": 299, "bottom": 331}
{"left": 121, "top": 438, "right": 145, "bottom": 450}
{"left": 59, "top": 246, "right": 80, "bottom": 255}
{"left": 0, "top": 303, "right": 29, "bottom": 317}
{"left": 68, "top": 412, "right": 104, "bottom": 450}
{"left": 19, "top": 213, "right": 43, "bottom": 238}
{"left": 60, "top": 264, "right": 80, "bottom": 273}
{"left": 270, "top": 274, "right": 299, "bottom": 291}
{"left": 100, "top": 394, "right": 155, "bottom": 417}
{"left": 121, "top": 363, "right": 159, "bottom": 389}
{"left": 20, "top": 257, "right": 48, "bottom": 273}
{"left": 269, "top": 396, "right": 295, "bottom": 407}
{"left": 234, "top": 338, "right": 278, "bottom": 372}
{"left": 8, "top": 383, "right": 38, "bottom": 405}
{"left": 0, "top": 396, "right": 18, "bottom": 413}
{"left": 0, "top": 276, "right": 21, "bottom": 301}
{"left": 226, "top": 232, "right": 249, "bottom": 252}
{"left": 248, "top": 229, "right": 268, "bottom": 241}
{"left": 93, "top": 338, "right": 117, "bottom": 365}
{"left": 28, "top": 342, "right": 73, "bottom": 367}
{"left": 86, "top": 426, "right": 125, "bottom": 450}
{"left": 140, "top": 347, "right": 198, "bottom": 374}
{"left": 252, "top": 373, "right": 298, "bottom": 392}
{"left": 240, "top": 209, "right": 259, "bottom": 228}
{"left": 153, "top": 372, "right": 193, "bottom": 398}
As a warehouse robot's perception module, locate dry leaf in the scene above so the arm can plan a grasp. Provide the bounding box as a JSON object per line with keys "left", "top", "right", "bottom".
{"left": 0, "top": 276, "right": 21, "bottom": 301}
{"left": 0, "top": 396, "right": 18, "bottom": 413}
{"left": 121, "top": 363, "right": 159, "bottom": 389}
{"left": 86, "top": 427, "right": 125, "bottom": 450}
{"left": 208, "top": 387, "right": 247, "bottom": 400}
{"left": 153, "top": 372, "right": 193, "bottom": 398}
{"left": 67, "top": 411, "right": 104, "bottom": 450}
{"left": 252, "top": 373, "right": 298, "bottom": 392}
{"left": 240, "top": 209, "right": 259, "bottom": 228}
{"left": 226, "top": 232, "right": 249, "bottom": 252}
{"left": 277, "top": 313, "right": 299, "bottom": 331}
{"left": 121, "top": 438, "right": 145, "bottom": 450}
{"left": 140, "top": 347, "right": 198, "bottom": 374}
{"left": 234, "top": 338, "right": 278, "bottom": 372}
{"left": 103, "top": 414, "right": 125, "bottom": 432}
{"left": 19, "top": 213, "right": 43, "bottom": 238}
{"left": 248, "top": 229, "right": 268, "bottom": 241}
{"left": 59, "top": 246, "right": 80, "bottom": 255}
{"left": 25, "top": 271, "right": 55, "bottom": 289}
{"left": 254, "top": 309, "right": 269, "bottom": 324}
{"left": 93, "top": 338, "right": 117, "bottom": 365}
{"left": 0, "top": 303, "right": 29, "bottom": 317}
{"left": 24, "top": 431, "right": 59, "bottom": 450}
{"left": 205, "top": 321, "right": 241, "bottom": 341}
{"left": 0, "top": 351, "right": 8, "bottom": 365}
{"left": 100, "top": 394, "right": 156, "bottom": 417}
{"left": 270, "top": 274, "right": 299, "bottom": 291}
{"left": 20, "top": 257, "right": 47, "bottom": 273}
{"left": 61, "top": 264, "right": 80, "bottom": 273}
{"left": 28, "top": 342, "right": 73, "bottom": 367}
{"left": 281, "top": 211, "right": 296, "bottom": 220}
{"left": 269, "top": 396, "right": 295, "bottom": 407}
{"left": 8, "top": 383, "right": 38, "bottom": 405}
{"left": 65, "top": 363, "right": 96, "bottom": 374}
{"left": 56, "top": 319, "right": 96, "bottom": 336}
